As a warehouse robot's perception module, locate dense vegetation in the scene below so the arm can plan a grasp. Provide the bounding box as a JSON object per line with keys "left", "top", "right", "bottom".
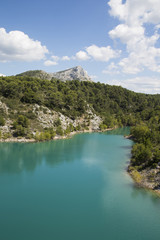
{"left": 130, "top": 118, "right": 160, "bottom": 170}
{"left": 0, "top": 75, "right": 160, "bottom": 126}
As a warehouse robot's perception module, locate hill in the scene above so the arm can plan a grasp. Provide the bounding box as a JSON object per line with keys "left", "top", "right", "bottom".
{"left": 17, "top": 66, "right": 92, "bottom": 82}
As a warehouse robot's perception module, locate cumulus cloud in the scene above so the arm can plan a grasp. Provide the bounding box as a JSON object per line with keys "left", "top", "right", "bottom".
{"left": 0, "top": 28, "right": 48, "bottom": 62}
{"left": 75, "top": 51, "right": 90, "bottom": 61}
{"left": 51, "top": 55, "right": 59, "bottom": 61}
{"left": 108, "top": 0, "right": 160, "bottom": 74}
{"left": 108, "top": 76, "right": 160, "bottom": 94}
{"left": 86, "top": 45, "right": 120, "bottom": 62}
{"left": 103, "top": 62, "right": 120, "bottom": 74}
{"left": 74, "top": 45, "right": 120, "bottom": 62}
{"left": 0, "top": 73, "right": 6, "bottom": 76}
{"left": 62, "top": 56, "right": 70, "bottom": 61}
{"left": 44, "top": 60, "right": 58, "bottom": 66}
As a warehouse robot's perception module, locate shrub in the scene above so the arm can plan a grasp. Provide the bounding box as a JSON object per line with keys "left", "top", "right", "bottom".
{"left": 0, "top": 116, "right": 5, "bottom": 126}
{"left": 56, "top": 126, "right": 63, "bottom": 136}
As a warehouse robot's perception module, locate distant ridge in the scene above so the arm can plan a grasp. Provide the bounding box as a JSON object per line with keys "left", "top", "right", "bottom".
{"left": 17, "top": 70, "right": 53, "bottom": 80}
{"left": 17, "top": 66, "right": 92, "bottom": 82}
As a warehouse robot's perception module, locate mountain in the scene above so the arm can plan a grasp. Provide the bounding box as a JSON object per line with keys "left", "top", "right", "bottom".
{"left": 51, "top": 66, "right": 92, "bottom": 82}
{"left": 17, "top": 66, "right": 92, "bottom": 82}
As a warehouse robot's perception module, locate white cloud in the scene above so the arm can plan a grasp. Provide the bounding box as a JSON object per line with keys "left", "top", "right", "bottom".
{"left": 62, "top": 56, "right": 70, "bottom": 61}
{"left": 86, "top": 45, "right": 120, "bottom": 62}
{"left": 107, "top": 76, "right": 160, "bottom": 94}
{"left": 0, "top": 28, "right": 48, "bottom": 62}
{"left": 0, "top": 73, "right": 6, "bottom": 76}
{"left": 90, "top": 75, "right": 98, "bottom": 80}
{"left": 103, "top": 62, "right": 120, "bottom": 74}
{"left": 51, "top": 55, "right": 59, "bottom": 61}
{"left": 44, "top": 60, "right": 58, "bottom": 66}
{"left": 75, "top": 50, "right": 90, "bottom": 61}
{"left": 108, "top": 0, "right": 160, "bottom": 74}
{"left": 108, "top": 0, "right": 160, "bottom": 25}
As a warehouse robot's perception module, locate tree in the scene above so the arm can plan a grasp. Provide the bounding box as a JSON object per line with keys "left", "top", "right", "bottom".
{"left": 0, "top": 116, "right": 5, "bottom": 126}
{"left": 131, "top": 143, "right": 152, "bottom": 166}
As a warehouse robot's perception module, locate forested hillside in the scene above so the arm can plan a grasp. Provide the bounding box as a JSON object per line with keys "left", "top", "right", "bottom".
{"left": 0, "top": 75, "right": 160, "bottom": 124}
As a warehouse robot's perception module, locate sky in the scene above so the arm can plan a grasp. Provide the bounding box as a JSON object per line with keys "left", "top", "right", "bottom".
{"left": 0, "top": 0, "right": 160, "bottom": 94}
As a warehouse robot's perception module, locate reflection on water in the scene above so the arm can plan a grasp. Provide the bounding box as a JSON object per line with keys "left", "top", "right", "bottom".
{"left": 0, "top": 128, "right": 130, "bottom": 175}
{"left": 104, "top": 127, "right": 130, "bottom": 136}
{"left": 0, "top": 137, "right": 85, "bottom": 174}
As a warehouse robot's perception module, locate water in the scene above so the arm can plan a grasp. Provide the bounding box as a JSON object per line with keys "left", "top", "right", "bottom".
{"left": 0, "top": 128, "right": 160, "bottom": 240}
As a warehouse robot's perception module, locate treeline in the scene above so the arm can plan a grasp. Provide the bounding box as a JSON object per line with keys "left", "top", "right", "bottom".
{"left": 130, "top": 113, "right": 160, "bottom": 171}
{"left": 0, "top": 76, "right": 160, "bottom": 128}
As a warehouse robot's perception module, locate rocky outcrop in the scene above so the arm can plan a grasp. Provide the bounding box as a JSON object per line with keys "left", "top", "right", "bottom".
{"left": 128, "top": 166, "right": 160, "bottom": 195}
{"left": 0, "top": 101, "right": 103, "bottom": 141}
{"left": 51, "top": 66, "right": 92, "bottom": 82}
{"left": 32, "top": 104, "right": 102, "bottom": 131}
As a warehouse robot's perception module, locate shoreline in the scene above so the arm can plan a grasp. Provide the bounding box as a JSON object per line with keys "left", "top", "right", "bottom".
{"left": 124, "top": 134, "right": 160, "bottom": 196}
{"left": 0, "top": 127, "right": 114, "bottom": 143}
{"left": 127, "top": 167, "right": 160, "bottom": 196}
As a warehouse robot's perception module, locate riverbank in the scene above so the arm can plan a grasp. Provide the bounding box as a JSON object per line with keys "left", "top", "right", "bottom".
{"left": 0, "top": 127, "right": 114, "bottom": 143}
{"left": 128, "top": 166, "right": 160, "bottom": 196}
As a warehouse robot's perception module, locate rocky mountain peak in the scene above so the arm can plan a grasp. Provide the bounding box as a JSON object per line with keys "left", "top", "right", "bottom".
{"left": 51, "top": 66, "right": 92, "bottom": 82}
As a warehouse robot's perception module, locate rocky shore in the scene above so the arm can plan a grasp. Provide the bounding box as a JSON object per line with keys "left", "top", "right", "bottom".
{"left": 0, "top": 128, "right": 114, "bottom": 143}
{"left": 128, "top": 166, "right": 160, "bottom": 196}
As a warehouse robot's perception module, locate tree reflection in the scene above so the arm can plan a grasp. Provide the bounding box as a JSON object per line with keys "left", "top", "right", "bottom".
{"left": 0, "top": 136, "right": 85, "bottom": 174}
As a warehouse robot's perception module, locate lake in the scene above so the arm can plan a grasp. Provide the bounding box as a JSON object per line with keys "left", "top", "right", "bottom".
{"left": 0, "top": 128, "right": 160, "bottom": 240}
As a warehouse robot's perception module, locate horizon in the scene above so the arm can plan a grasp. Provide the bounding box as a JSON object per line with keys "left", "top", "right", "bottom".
{"left": 0, "top": 0, "right": 160, "bottom": 94}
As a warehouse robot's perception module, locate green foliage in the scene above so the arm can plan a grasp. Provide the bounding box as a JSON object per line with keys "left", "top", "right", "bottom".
{"left": 54, "top": 118, "right": 61, "bottom": 127}
{"left": 13, "top": 115, "right": 29, "bottom": 137}
{"left": 0, "top": 75, "right": 160, "bottom": 123}
{"left": 130, "top": 118, "right": 160, "bottom": 170}
{"left": 0, "top": 116, "right": 5, "bottom": 126}
{"left": 56, "top": 126, "right": 64, "bottom": 136}
{"left": 129, "top": 167, "right": 142, "bottom": 183}
{"left": 14, "top": 115, "right": 29, "bottom": 128}
{"left": 131, "top": 125, "right": 150, "bottom": 144}
{"left": 34, "top": 128, "right": 56, "bottom": 142}
{"left": 99, "top": 124, "right": 107, "bottom": 130}
{"left": 3, "top": 132, "right": 11, "bottom": 140}
{"left": 131, "top": 143, "right": 152, "bottom": 167}
{"left": 75, "top": 124, "right": 81, "bottom": 131}
{"left": 64, "top": 123, "right": 74, "bottom": 135}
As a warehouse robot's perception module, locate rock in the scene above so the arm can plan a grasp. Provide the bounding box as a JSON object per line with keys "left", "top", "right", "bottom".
{"left": 51, "top": 66, "right": 92, "bottom": 82}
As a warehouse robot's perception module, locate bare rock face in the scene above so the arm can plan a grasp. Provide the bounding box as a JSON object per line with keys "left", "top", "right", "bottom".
{"left": 51, "top": 66, "right": 92, "bottom": 82}
{"left": 17, "top": 66, "right": 92, "bottom": 82}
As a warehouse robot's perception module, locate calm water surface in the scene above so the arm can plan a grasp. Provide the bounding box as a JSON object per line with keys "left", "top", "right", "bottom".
{"left": 0, "top": 128, "right": 160, "bottom": 240}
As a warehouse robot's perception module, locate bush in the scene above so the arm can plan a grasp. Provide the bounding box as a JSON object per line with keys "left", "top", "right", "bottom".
{"left": 13, "top": 115, "right": 29, "bottom": 137}
{"left": 0, "top": 116, "right": 5, "bottom": 126}
{"left": 131, "top": 143, "right": 152, "bottom": 166}
{"left": 56, "top": 126, "right": 63, "bottom": 136}
{"left": 99, "top": 124, "right": 107, "bottom": 130}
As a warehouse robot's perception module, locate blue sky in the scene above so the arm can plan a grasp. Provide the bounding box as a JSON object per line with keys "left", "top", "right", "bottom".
{"left": 0, "top": 0, "right": 160, "bottom": 93}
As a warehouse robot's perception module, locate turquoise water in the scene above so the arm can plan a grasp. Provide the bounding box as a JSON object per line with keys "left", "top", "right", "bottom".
{"left": 0, "top": 128, "right": 160, "bottom": 240}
